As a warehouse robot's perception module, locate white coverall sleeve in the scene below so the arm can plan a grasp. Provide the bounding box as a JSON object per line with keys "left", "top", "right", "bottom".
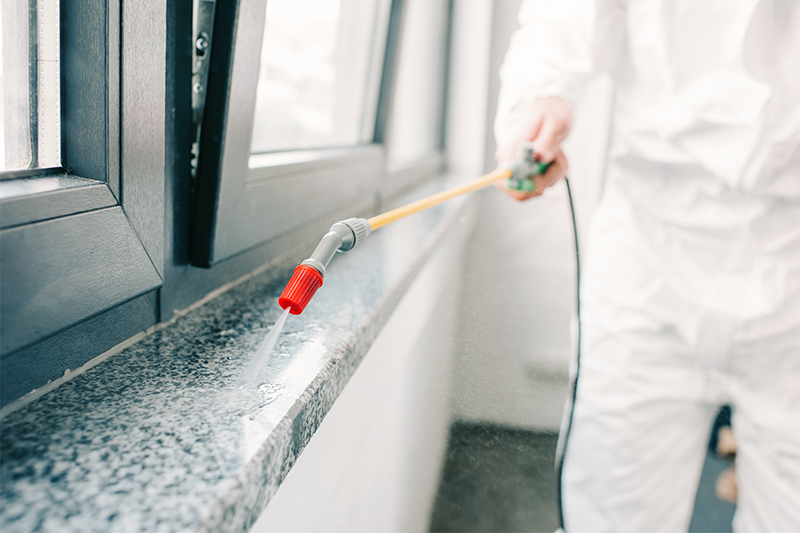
{"left": 494, "top": 0, "right": 597, "bottom": 148}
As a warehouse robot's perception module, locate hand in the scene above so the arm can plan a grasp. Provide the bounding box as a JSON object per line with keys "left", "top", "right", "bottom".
{"left": 495, "top": 96, "right": 572, "bottom": 201}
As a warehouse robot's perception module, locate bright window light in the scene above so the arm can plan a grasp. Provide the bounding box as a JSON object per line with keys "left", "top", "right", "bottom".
{"left": 250, "top": 0, "right": 382, "bottom": 153}
{"left": 0, "top": 0, "right": 61, "bottom": 173}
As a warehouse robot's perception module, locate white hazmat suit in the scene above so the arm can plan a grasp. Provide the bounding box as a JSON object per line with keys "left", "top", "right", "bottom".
{"left": 495, "top": 1, "right": 800, "bottom": 531}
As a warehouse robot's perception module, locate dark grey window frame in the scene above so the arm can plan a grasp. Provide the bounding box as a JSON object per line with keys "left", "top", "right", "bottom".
{"left": 192, "top": 0, "right": 415, "bottom": 267}
{"left": 0, "top": 0, "right": 166, "bottom": 403}
{"left": 0, "top": 0, "right": 453, "bottom": 408}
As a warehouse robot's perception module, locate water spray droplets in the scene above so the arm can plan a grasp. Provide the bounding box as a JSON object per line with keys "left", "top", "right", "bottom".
{"left": 238, "top": 307, "right": 291, "bottom": 386}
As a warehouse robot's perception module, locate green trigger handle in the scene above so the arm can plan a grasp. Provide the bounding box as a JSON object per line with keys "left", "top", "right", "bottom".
{"left": 504, "top": 160, "right": 552, "bottom": 192}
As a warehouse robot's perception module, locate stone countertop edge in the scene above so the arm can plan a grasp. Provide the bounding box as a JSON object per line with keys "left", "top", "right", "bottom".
{"left": 0, "top": 174, "right": 480, "bottom": 533}
{"left": 201, "top": 192, "right": 474, "bottom": 533}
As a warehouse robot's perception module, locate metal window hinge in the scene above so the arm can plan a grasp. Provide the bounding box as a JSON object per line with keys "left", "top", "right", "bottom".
{"left": 191, "top": 0, "right": 217, "bottom": 178}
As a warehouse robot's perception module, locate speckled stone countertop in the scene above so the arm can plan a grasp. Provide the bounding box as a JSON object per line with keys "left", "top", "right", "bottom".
{"left": 0, "top": 178, "right": 474, "bottom": 533}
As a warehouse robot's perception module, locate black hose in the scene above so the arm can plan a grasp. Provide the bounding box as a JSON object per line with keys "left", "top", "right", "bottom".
{"left": 557, "top": 176, "right": 581, "bottom": 531}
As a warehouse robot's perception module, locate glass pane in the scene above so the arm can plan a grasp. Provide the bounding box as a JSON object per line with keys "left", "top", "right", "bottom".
{"left": 387, "top": 0, "right": 448, "bottom": 164}
{"left": 0, "top": 0, "right": 60, "bottom": 173}
{"left": 250, "top": 0, "right": 385, "bottom": 154}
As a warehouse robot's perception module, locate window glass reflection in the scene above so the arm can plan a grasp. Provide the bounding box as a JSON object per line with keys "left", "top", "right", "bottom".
{"left": 0, "top": 0, "right": 61, "bottom": 173}
{"left": 387, "top": 0, "right": 448, "bottom": 165}
{"left": 250, "top": 0, "right": 383, "bottom": 154}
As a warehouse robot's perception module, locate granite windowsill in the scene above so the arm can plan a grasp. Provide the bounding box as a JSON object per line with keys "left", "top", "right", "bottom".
{"left": 0, "top": 176, "right": 476, "bottom": 533}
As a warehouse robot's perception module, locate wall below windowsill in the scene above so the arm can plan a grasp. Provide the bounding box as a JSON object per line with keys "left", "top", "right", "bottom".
{"left": 0, "top": 174, "right": 477, "bottom": 533}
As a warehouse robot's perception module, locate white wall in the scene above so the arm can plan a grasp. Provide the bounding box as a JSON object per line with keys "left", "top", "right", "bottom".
{"left": 452, "top": 184, "right": 576, "bottom": 430}
{"left": 250, "top": 203, "right": 475, "bottom": 533}
{"left": 451, "top": 2, "right": 613, "bottom": 431}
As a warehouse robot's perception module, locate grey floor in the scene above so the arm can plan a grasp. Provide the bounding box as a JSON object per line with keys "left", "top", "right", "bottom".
{"left": 430, "top": 422, "right": 735, "bottom": 533}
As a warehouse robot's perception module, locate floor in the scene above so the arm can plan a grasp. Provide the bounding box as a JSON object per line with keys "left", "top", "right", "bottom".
{"left": 430, "top": 422, "right": 735, "bottom": 533}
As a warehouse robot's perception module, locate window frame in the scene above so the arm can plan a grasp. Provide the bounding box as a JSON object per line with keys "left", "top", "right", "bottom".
{"left": 191, "top": 0, "right": 402, "bottom": 267}
{"left": 0, "top": 0, "right": 165, "bottom": 401}
{"left": 0, "top": 0, "right": 454, "bottom": 408}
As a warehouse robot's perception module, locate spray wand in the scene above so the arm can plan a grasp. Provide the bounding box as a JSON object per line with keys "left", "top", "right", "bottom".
{"left": 278, "top": 142, "right": 549, "bottom": 315}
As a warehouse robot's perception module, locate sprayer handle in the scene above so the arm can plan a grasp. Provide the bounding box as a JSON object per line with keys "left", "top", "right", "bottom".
{"left": 504, "top": 160, "right": 552, "bottom": 192}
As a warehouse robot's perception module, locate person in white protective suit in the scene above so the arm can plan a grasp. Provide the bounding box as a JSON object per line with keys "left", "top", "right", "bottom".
{"left": 494, "top": 1, "right": 800, "bottom": 531}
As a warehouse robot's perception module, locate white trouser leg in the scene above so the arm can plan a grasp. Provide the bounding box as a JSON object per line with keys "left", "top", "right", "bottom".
{"left": 733, "top": 414, "right": 800, "bottom": 532}
{"left": 730, "top": 291, "right": 800, "bottom": 532}
{"left": 560, "top": 299, "right": 721, "bottom": 531}
{"left": 562, "top": 385, "right": 717, "bottom": 533}
{"left": 562, "top": 185, "right": 727, "bottom": 532}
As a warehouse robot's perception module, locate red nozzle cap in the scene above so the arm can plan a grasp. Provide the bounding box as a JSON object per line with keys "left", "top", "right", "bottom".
{"left": 279, "top": 265, "right": 324, "bottom": 315}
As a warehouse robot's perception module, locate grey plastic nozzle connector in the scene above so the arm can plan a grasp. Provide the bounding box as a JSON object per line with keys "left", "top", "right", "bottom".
{"left": 301, "top": 218, "right": 372, "bottom": 277}
{"left": 504, "top": 142, "right": 543, "bottom": 189}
